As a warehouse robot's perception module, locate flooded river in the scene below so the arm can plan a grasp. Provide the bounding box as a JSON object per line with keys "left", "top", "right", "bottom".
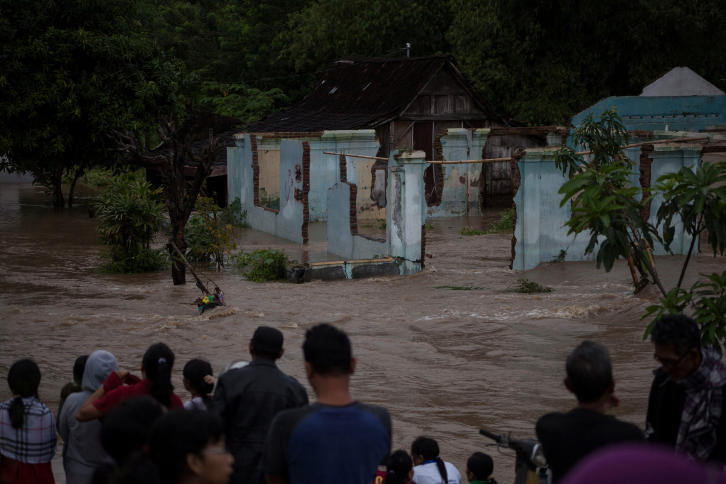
{"left": 2, "top": 181, "right": 726, "bottom": 483}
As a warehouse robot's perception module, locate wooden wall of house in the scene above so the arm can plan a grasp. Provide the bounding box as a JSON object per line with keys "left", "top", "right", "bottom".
{"left": 481, "top": 132, "right": 551, "bottom": 208}
{"left": 403, "top": 69, "right": 485, "bottom": 119}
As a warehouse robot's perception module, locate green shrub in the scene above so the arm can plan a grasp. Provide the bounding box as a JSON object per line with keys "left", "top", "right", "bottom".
{"left": 460, "top": 226, "right": 485, "bottom": 236}
{"left": 100, "top": 247, "right": 167, "bottom": 273}
{"left": 220, "top": 198, "right": 248, "bottom": 227}
{"left": 94, "top": 173, "right": 166, "bottom": 273}
{"left": 515, "top": 278, "right": 552, "bottom": 293}
{"left": 186, "top": 196, "right": 239, "bottom": 269}
{"left": 486, "top": 208, "right": 515, "bottom": 233}
{"left": 232, "top": 249, "right": 288, "bottom": 282}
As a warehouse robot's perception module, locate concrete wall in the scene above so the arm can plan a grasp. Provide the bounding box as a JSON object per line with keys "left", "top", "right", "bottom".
{"left": 572, "top": 96, "right": 726, "bottom": 132}
{"left": 326, "top": 181, "right": 387, "bottom": 260}
{"left": 512, "top": 95, "right": 726, "bottom": 271}
{"left": 227, "top": 136, "right": 309, "bottom": 243}
{"left": 427, "top": 128, "right": 489, "bottom": 217}
{"left": 512, "top": 143, "right": 703, "bottom": 271}
{"left": 326, "top": 150, "right": 427, "bottom": 275}
{"left": 228, "top": 130, "right": 380, "bottom": 243}
{"left": 310, "top": 130, "right": 380, "bottom": 221}
{"left": 257, "top": 144, "right": 280, "bottom": 209}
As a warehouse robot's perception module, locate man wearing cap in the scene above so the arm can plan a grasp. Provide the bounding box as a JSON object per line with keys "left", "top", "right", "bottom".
{"left": 211, "top": 326, "right": 308, "bottom": 484}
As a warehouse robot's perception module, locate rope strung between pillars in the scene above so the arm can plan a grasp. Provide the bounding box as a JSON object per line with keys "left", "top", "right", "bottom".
{"left": 323, "top": 136, "right": 710, "bottom": 165}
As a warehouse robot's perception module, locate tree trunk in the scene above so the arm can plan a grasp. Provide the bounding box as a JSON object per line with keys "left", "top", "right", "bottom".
{"left": 168, "top": 224, "right": 187, "bottom": 285}
{"left": 52, "top": 173, "right": 65, "bottom": 208}
{"left": 67, "top": 167, "right": 83, "bottom": 208}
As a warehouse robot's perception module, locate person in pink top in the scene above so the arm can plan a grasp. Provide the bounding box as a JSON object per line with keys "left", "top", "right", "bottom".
{"left": 77, "top": 342, "right": 183, "bottom": 421}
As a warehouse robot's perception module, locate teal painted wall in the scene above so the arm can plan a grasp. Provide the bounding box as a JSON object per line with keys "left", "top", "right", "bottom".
{"left": 572, "top": 96, "right": 726, "bottom": 133}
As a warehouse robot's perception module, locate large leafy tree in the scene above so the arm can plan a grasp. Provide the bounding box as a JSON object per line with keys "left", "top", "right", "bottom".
{"left": 0, "top": 0, "right": 171, "bottom": 206}
{"left": 137, "top": 0, "right": 302, "bottom": 123}
{"left": 279, "top": 0, "right": 452, "bottom": 97}
{"left": 448, "top": 0, "right": 726, "bottom": 125}
{"left": 116, "top": 109, "right": 238, "bottom": 285}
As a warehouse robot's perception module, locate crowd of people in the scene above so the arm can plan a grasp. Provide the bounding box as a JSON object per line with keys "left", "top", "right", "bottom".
{"left": 1, "top": 315, "right": 726, "bottom": 484}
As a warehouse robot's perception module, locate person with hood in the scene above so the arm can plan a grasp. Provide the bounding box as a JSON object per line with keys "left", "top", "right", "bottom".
{"left": 58, "top": 350, "right": 119, "bottom": 484}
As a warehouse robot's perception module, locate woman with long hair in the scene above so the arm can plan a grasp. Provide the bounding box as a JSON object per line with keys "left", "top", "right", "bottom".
{"left": 0, "top": 359, "right": 56, "bottom": 484}
{"left": 410, "top": 437, "right": 461, "bottom": 484}
{"left": 182, "top": 359, "right": 214, "bottom": 411}
{"left": 77, "top": 343, "right": 183, "bottom": 421}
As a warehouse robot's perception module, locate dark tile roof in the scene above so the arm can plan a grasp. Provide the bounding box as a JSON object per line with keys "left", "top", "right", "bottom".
{"left": 246, "top": 55, "right": 492, "bottom": 133}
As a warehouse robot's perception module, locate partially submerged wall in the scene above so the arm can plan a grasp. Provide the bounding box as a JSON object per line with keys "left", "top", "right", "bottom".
{"left": 228, "top": 136, "right": 310, "bottom": 243}
{"left": 512, "top": 141, "right": 703, "bottom": 271}
{"left": 326, "top": 150, "right": 427, "bottom": 274}
{"left": 426, "top": 128, "right": 489, "bottom": 217}
{"left": 229, "top": 132, "right": 427, "bottom": 275}
{"left": 512, "top": 95, "right": 726, "bottom": 271}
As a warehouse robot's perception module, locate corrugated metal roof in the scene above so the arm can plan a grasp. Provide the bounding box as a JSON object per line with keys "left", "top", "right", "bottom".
{"left": 246, "top": 55, "right": 492, "bottom": 132}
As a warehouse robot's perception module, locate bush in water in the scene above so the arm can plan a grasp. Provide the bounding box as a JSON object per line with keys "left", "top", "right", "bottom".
{"left": 232, "top": 249, "right": 288, "bottom": 282}
{"left": 94, "top": 173, "right": 166, "bottom": 273}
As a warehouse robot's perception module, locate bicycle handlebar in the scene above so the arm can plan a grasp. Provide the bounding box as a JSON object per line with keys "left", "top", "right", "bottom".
{"left": 479, "top": 428, "right": 538, "bottom": 455}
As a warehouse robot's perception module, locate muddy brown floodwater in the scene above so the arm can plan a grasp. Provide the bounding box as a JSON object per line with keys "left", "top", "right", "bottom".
{"left": 2, "top": 182, "right": 726, "bottom": 483}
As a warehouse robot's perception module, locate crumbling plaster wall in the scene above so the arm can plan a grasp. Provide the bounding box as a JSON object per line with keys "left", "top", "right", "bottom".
{"left": 227, "top": 136, "right": 309, "bottom": 243}
{"left": 512, "top": 141, "right": 704, "bottom": 271}
{"left": 426, "top": 128, "right": 489, "bottom": 217}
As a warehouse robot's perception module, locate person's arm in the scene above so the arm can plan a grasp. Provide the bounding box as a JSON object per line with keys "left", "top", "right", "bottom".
{"left": 58, "top": 399, "right": 72, "bottom": 442}
{"left": 76, "top": 370, "right": 129, "bottom": 421}
{"left": 263, "top": 412, "right": 292, "bottom": 484}
{"left": 76, "top": 385, "right": 106, "bottom": 422}
{"left": 209, "top": 374, "right": 227, "bottom": 419}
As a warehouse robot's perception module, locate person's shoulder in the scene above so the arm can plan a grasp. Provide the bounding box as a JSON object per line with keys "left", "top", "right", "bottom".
{"left": 651, "top": 367, "right": 671, "bottom": 387}
{"left": 536, "top": 411, "right": 567, "bottom": 429}
{"left": 59, "top": 391, "right": 89, "bottom": 415}
{"left": 170, "top": 393, "right": 184, "bottom": 408}
{"left": 354, "top": 401, "right": 389, "bottom": 414}
{"left": 284, "top": 373, "right": 305, "bottom": 388}
{"left": 611, "top": 416, "right": 644, "bottom": 439}
{"left": 276, "top": 402, "right": 316, "bottom": 421}
{"left": 26, "top": 398, "right": 53, "bottom": 416}
{"left": 353, "top": 401, "right": 390, "bottom": 419}
{"left": 270, "top": 403, "right": 316, "bottom": 434}
{"left": 536, "top": 411, "right": 571, "bottom": 441}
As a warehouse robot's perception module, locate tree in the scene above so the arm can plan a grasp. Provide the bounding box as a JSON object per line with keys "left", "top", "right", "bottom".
{"left": 279, "top": 0, "right": 452, "bottom": 96}
{"left": 136, "top": 0, "right": 300, "bottom": 123}
{"left": 555, "top": 110, "right": 726, "bottom": 347}
{"left": 447, "top": 0, "right": 726, "bottom": 124}
{"left": 116, "top": 110, "right": 238, "bottom": 285}
{"left": 0, "top": 0, "right": 167, "bottom": 206}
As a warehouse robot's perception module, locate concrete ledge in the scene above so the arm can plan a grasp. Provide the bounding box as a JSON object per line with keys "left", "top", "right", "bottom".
{"left": 306, "top": 257, "right": 400, "bottom": 280}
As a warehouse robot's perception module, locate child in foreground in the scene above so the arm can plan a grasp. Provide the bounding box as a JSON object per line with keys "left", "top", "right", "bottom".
{"left": 466, "top": 452, "right": 497, "bottom": 484}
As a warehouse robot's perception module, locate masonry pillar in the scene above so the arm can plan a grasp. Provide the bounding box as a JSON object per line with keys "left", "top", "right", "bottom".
{"left": 388, "top": 151, "right": 427, "bottom": 274}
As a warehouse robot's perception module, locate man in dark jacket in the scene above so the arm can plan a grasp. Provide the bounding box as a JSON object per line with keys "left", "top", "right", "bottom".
{"left": 536, "top": 341, "right": 643, "bottom": 482}
{"left": 211, "top": 326, "right": 308, "bottom": 484}
{"left": 647, "top": 314, "right": 726, "bottom": 463}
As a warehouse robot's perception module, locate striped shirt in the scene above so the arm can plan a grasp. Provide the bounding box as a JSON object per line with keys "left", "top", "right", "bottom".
{"left": 0, "top": 397, "right": 57, "bottom": 463}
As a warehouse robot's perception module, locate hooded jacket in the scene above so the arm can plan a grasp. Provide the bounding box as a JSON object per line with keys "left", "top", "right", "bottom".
{"left": 58, "top": 350, "right": 118, "bottom": 484}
